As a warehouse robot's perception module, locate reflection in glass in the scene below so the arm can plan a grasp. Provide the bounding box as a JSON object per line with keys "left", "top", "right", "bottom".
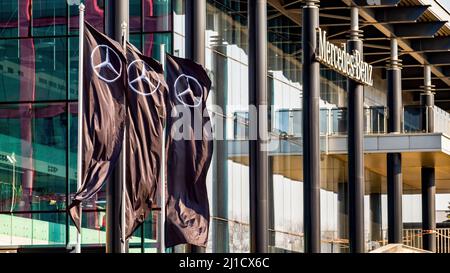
{"left": 32, "top": 0, "right": 67, "bottom": 36}
{"left": 129, "top": 0, "right": 142, "bottom": 33}
{"left": 0, "top": 1, "right": 19, "bottom": 38}
{"left": 143, "top": 0, "right": 172, "bottom": 33}
{"left": 69, "top": 0, "right": 104, "bottom": 34}
{"left": 68, "top": 103, "right": 105, "bottom": 208}
{"left": 0, "top": 212, "right": 66, "bottom": 246}
{"left": 0, "top": 37, "right": 66, "bottom": 102}
{"left": 143, "top": 33, "right": 171, "bottom": 61}
{"left": 69, "top": 211, "right": 106, "bottom": 245}
{"left": 0, "top": 103, "right": 67, "bottom": 213}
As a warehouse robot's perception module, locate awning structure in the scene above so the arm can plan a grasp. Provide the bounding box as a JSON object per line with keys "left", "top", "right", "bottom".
{"left": 266, "top": 0, "right": 450, "bottom": 110}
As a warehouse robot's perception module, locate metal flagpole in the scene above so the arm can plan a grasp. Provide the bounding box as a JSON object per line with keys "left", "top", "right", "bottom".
{"left": 121, "top": 21, "right": 128, "bottom": 253}
{"left": 75, "top": 2, "right": 85, "bottom": 254}
{"left": 158, "top": 43, "right": 166, "bottom": 253}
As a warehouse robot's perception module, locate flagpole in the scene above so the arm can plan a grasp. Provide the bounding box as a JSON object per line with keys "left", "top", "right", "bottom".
{"left": 121, "top": 21, "right": 128, "bottom": 253}
{"left": 159, "top": 43, "right": 166, "bottom": 253}
{"left": 75, "top": 2, "right": 85, "bottom": 254}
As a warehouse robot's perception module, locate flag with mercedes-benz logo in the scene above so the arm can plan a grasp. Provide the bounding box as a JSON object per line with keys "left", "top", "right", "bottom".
{"left": 123, "top": 42, "right": 168, "bottom": 239}
{"left": 165, "top": 53, "right": 213, "bottom": 247}
{"left": 69, "top": 22, "right": 126, "bottom": 231}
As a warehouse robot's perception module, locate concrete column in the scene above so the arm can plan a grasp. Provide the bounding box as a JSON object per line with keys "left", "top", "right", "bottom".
{"left": 347, "top": 6, "right": 365, "bottom": 253}
{"left": 387, "top": 38, "right": 403, "bottom": 244}
{"left": 421, "top": 65, "right": 434, "bottom": 133}
{"left": 185, "top": 0, "right": 207, "bottom": 253}
{"left": 338, "top": 182, "right": 349, "bottom": 252}
{"left": 105, "top": 0, "right": 129, "bottom": 254}
{"left": 421, "top": 167, "right": 436, "bottom": 252}
{"left": 248, "top": 0, "right": 269, "bottom": 253}
{"left": 370, "top": 193, "right": 382, "bottom": 243}
{"left": 302, "top": 0, "right": 321, "bottom": 253}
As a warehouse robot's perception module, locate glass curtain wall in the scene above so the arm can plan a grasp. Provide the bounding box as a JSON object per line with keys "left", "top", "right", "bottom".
{"left": 0, "top": 0, "right": 171, "bottom": 252}
{"left": 0, "top": 0, "right": 394, "bottom": 252}
{"left": 0, "top": 0, "right": 106, "bottom": 248}
{"left": 173, "top": 0, "right": 391, "bottom": 253}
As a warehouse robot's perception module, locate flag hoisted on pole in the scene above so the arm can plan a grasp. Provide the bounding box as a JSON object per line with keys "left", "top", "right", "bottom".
{"left": 75, "top": 2, "right": 85, "bottom": 254}
{"left": 122, "top": 41, "right": 168, "bottom": 242}
{"left": 121, "top": 20, "right": 128, "bottom": 253}
{"left": 69, "top": 18, "right": 127, "bottom": 246}
{"left": 159, "top": 43, "right": 166, "bottom": 254}
{"left": 164, "top": 53, "right": 213, "bottom": 248}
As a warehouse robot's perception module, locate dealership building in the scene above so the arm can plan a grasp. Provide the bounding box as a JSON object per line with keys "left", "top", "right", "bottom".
{"left": 1, "top": 0, "right": 450, "bottom": 253}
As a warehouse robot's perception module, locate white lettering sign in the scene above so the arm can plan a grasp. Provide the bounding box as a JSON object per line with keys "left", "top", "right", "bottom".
{"left": 316, "top": 28, "right": 373, "bottom": 86}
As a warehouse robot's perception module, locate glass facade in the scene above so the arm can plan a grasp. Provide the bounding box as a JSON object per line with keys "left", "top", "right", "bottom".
{"left": 0, "top": 0, "right": 449, "bottom": 253}
{"left": 0, "top": 0, "right": 170, "bottom": 252}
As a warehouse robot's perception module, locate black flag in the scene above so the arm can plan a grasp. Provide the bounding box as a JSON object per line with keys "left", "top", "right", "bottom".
{"left": 123, "top": 42, "right": 168, "bottom": 239}
{"left": 165, "top": 54, "right": 213, "bottom": 247}
{"left": 69, "top": 22, "right": 126, "bottom": 231}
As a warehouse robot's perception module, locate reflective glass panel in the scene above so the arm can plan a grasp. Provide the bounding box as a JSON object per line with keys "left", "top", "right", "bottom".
{"left": 32, "top": 0, "right": 67, "bottom": 36}
{"left": 0, "top": 1, "right": 19, "bottom": 38}
{"left": 143, "top": 33, "right": 171, "bottom": 61}
{"left": 0, "top": 37, "right": 67, "bottom": 102}
{"left": 0, "top": 103, "right": 67, "bottom": 213}
{"left": 0, "top": 212, "right": 66, "bottom": 246}
{"left": 143, "top": 0, "right": 171, "bottom": 33}
{"left": 69, "top": 0, "right": 104, "bottom": 34}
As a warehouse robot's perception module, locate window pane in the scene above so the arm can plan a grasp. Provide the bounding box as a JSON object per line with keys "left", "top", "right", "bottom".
{"left": 32, "top": 0, "right": 67, "bottom": 36}
{"left": 0, "top": 1, "right": 19, "bottom": 38}
{"left": 0, "top": 212, "right": 66, "bottom": 246}
{"left": 0, "top": 38, "right": 67, "bottom": 102}
{"left": 0, "top": 103, "right": 67, "bottom": 212}
{"left": 69, "top": 210, "right": 106, "bottom": 245}
{"left": 68, "top": 37, "right": 78, "bottom": 100}
{"left": 35, "top": 38, "right": 67, "bottom": 100}
{"left": 129, "top": 33, "right": 142, "bottom": 52}
{"left": 0, "top": 39, "right": 20, "bottom": 102}
{"left": 69, "top": 0, "right": 104, "bottom": 34}
{"left": 143, "top": 33, "right": 171, "bottom": 62}
{"left": 143, "top": 0, "right": 171, "bottom": 33}
{"left": 129, "top": 0, "right": 142, "bottom": 33}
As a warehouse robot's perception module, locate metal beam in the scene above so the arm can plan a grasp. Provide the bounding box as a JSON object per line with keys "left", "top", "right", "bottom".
{"left": 319, "top": 0, "right": 400, "bottom": 10}
{"left": 374, "top": 6, "right": 429, "bottom": 23}
{"left": 427, "top": 52, "right": 450, "bottom": 66}
{"left": 268, "top": 0, "right": 300, "bottom": 26}
{"left": 392, "top": 22, "right": 446, "bottom": 39}
{"left": 352, "top": 0, "right": 401, "bottom": 7}
{"left": 341, "top": 0, "right": 450, "bottom": 93}
{"left": 411, "top": 37, "right": 450, "bottom": 53}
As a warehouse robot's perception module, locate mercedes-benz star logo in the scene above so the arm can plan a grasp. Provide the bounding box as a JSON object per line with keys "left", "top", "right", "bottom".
{"left": 174, "top": 74, "right": 203, "bottom": 108}
{"left": 127, "top": 60, "right": 161, "bottom": 96}
{"left": 91, "top": 45, "right": 122, "bottom": 83}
